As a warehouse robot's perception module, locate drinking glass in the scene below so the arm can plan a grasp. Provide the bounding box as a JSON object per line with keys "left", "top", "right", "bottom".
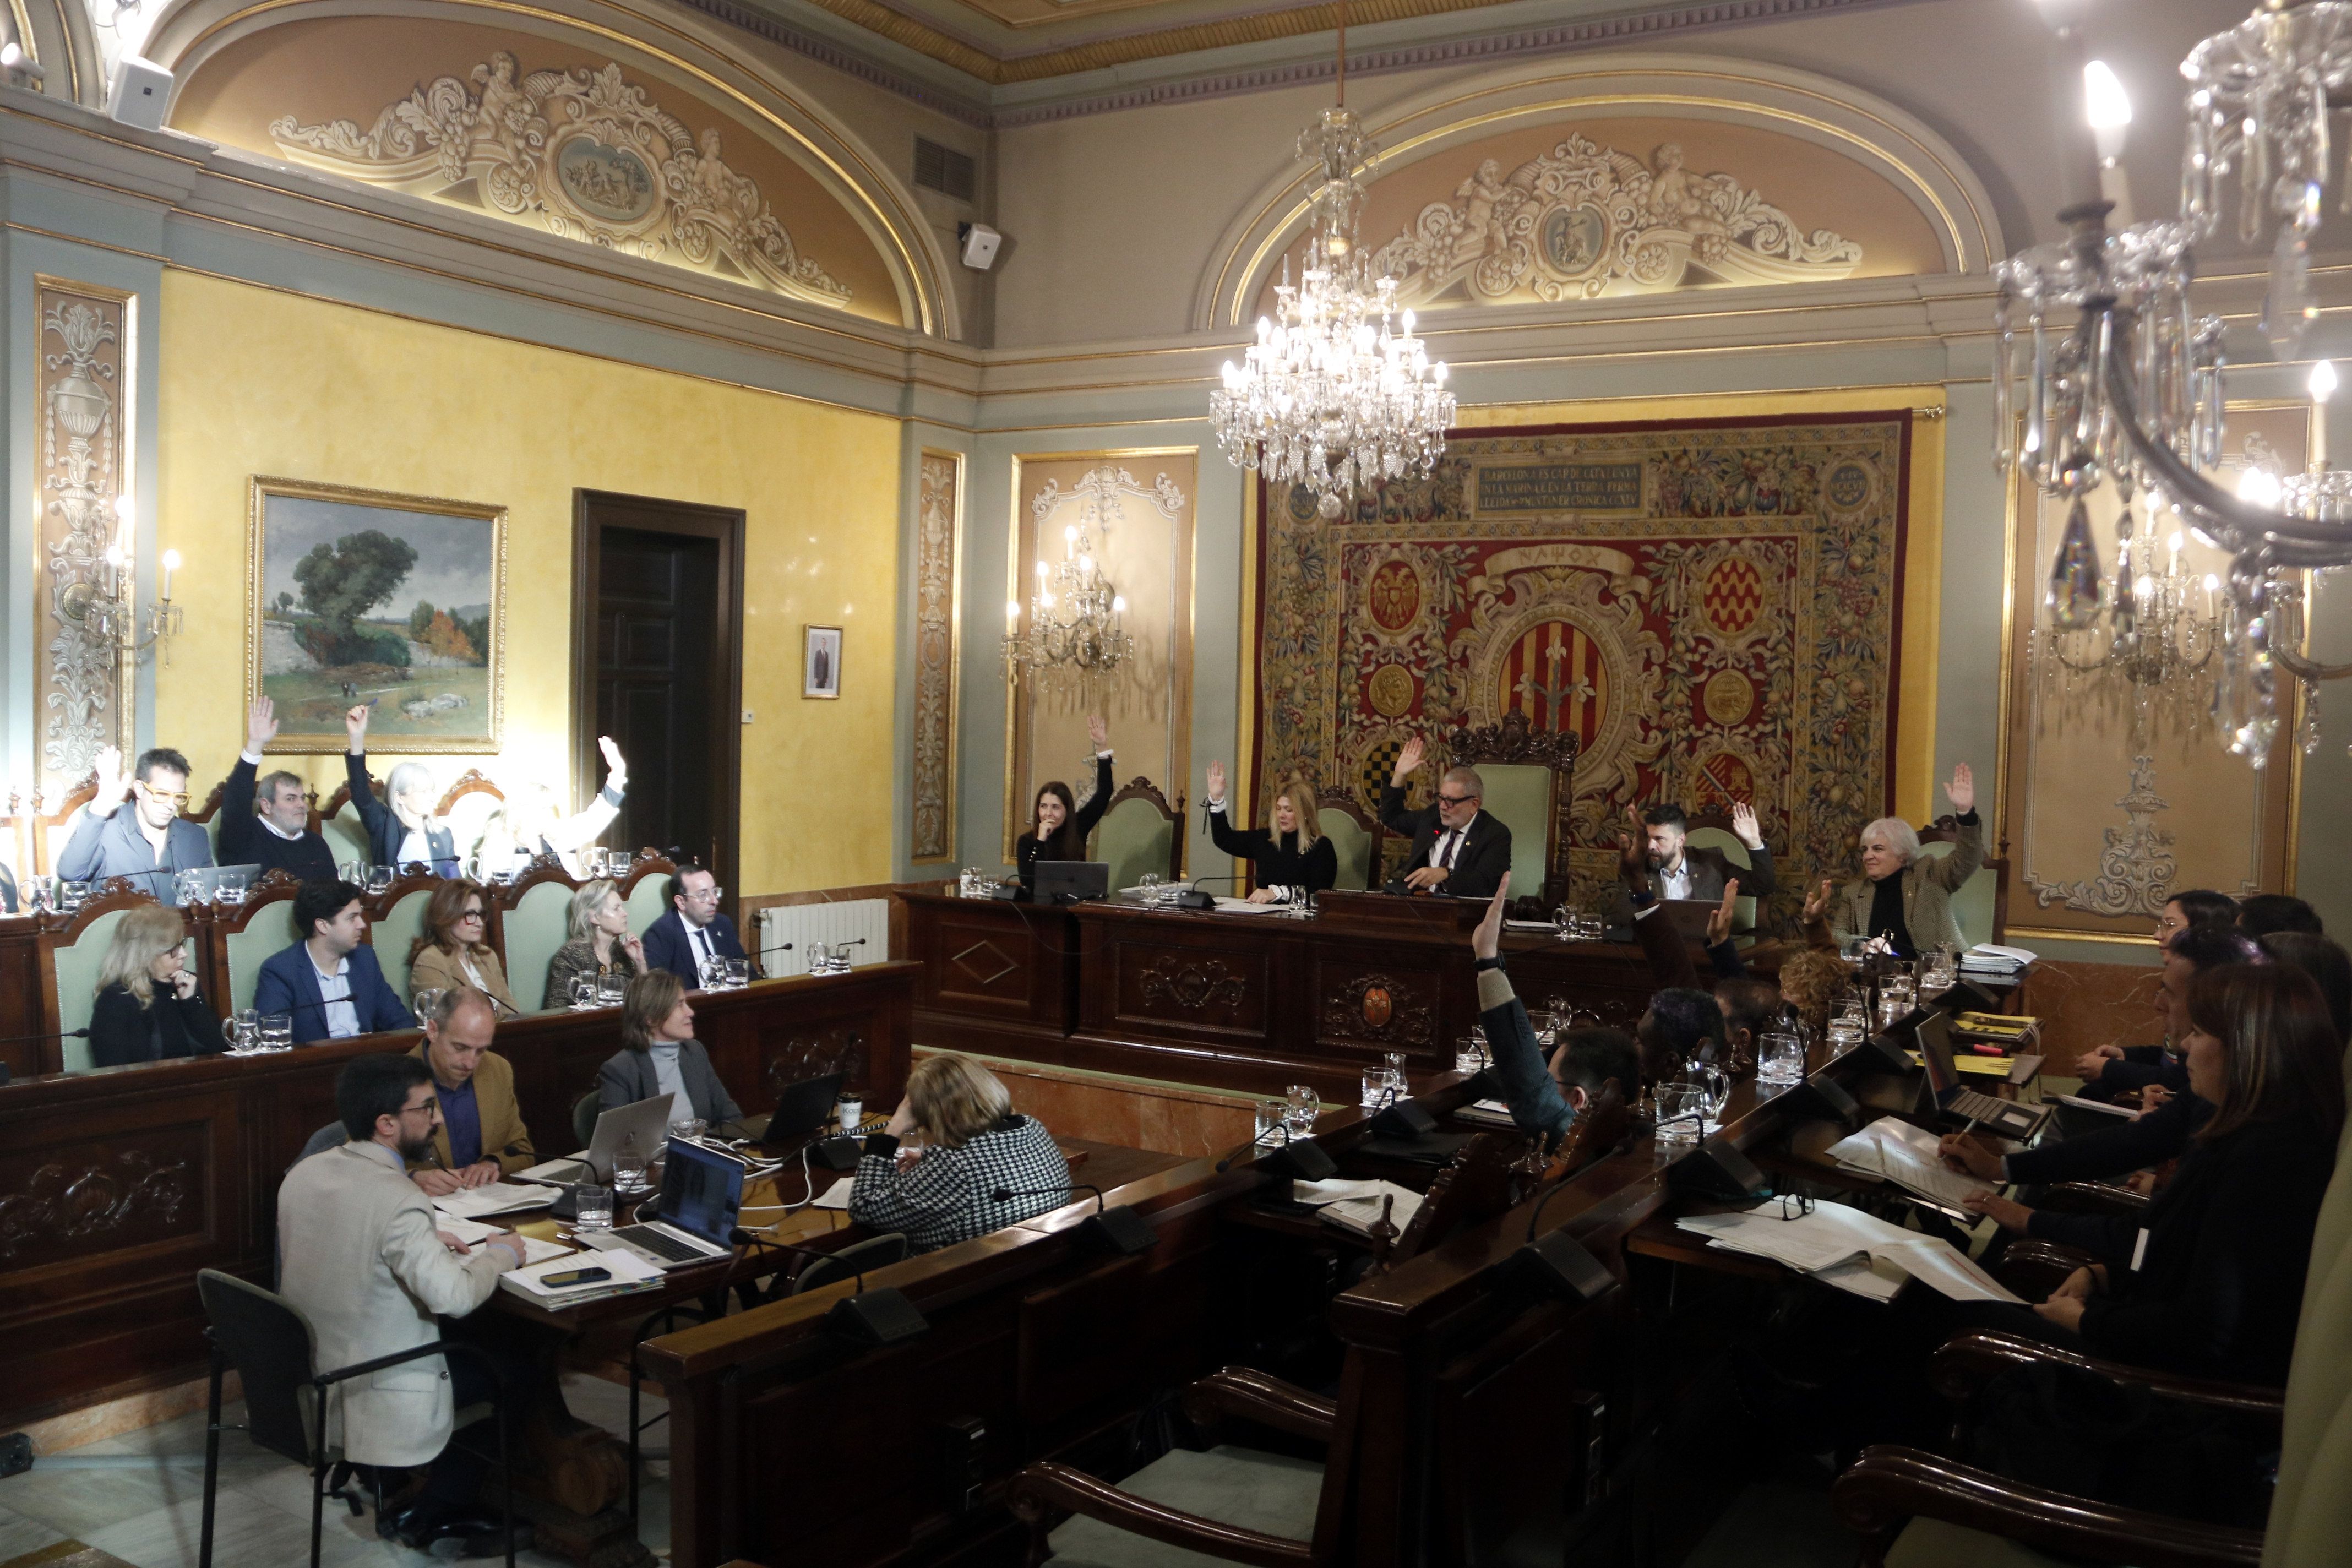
{"left": 1826, "top": 1017, "right": 1865, "bottom": 1054}
{"left": 1139, "top": 873, "right": 1161, "bottom": 903}
{"left": 1384, "top": 1051, "right": 1408, "bottom": 1099}
{"left": 596, "top": 973, "right": 628, "bottom": 1009}
{"left": 174, "top": 869, "right": 202, "bottom": 904}
{"left": 1836, "top": 932, "right": 1868, "bottom": 963}
{"left": 232, "top": 1008, "right": 259, "bottom": 1052}
{"left": 1686, "top": 1061, "right": 1730, "bottom": 1124}
{"left": 573, "top": 1185, "right": 613, "bottom": 1231}
{"left": 1758, "top": 1028, "right": 1807, "bottom": 1084}
{"left": 1283, "top": 1084, "right": 1320, "bottom": 1139}
{"left": 585, "top": 848, "right": 608, "bottom": 878}
{"left": 677, "top": 1118, "right": 708, "bottom": 1144}
{"left": 1455, "top": 1035, "right": 1487, "bottom": 1074}
{"left": 25, "top": 875, "right": 53, "bottom": 913}
{"left": 259, "top": 1014, "right": 293, "bottom": 1052}
{"left": 1254, "top": 1097, "right": 1287, "bottom": 1145}
{"left": 412, "top": 988, "right": 445, "bottom": 1023}
{"left": 217, "top": 870, "right": 248, "bottom": 905}
{"left": 366, "top": 865, "right": 393, "bottom": 895}
{"left": 802, "top": 944, "right": 829, "bottom": 978}
{"left": 700, "top": 955, "right": 726, "bottom": 989}
{"left": 613, "top": 1150, "right": 649, "bottom": 1196}
{"left": 723, "top": 957, "right": 751, "bottom": 988}
{"left": 568, "top": 974, "right": 595, "bottom": 1011}
{"left": 1653, "top": 1084, "right": 1702, "bottom": 1144}
{"left": 1360, "top": 1068, "right": 1390, "bottom": 1109}
{"left": 59, "top": 881, "right": 88, "bottom": 912}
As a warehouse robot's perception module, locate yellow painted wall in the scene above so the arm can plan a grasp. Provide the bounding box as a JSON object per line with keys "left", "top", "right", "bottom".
{"left": 156, "top": 270, "right": 901, "bottom": 895}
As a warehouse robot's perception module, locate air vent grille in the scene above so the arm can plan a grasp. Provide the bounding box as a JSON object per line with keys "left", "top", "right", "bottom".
{"left": 914, "top": 137, "right": 976, "bottom": 202}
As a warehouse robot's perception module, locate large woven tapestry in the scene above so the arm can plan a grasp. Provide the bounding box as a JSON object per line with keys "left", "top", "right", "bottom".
{"left": 1251, "top": 413, "right": 1915, "bottom": 920}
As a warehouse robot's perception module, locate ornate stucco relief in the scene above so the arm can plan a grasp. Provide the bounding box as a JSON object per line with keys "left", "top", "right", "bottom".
{"left": 35, "top": 281, "right": 133, "bottom": 797}
{"left": 1372, "top": 136, "right": 1863, "bottom": 307}
{"left": 2027, "top": 756, "right": 2193, "bottom": 917}
{"left": 270, "top": 53, "right": 854, "bottom": 311}
{"left": 912, "top": 451, "right": 962, "bottom": 863}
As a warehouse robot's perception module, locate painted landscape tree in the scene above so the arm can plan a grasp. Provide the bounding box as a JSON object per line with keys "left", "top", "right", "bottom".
{"left": 292, "top": 529, "right": 417, "bottom": 667}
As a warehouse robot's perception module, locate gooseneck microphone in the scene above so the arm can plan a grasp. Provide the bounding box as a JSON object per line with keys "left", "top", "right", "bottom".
{"left": 989, "top": 1183, "right": 1157, "bottom": 1255}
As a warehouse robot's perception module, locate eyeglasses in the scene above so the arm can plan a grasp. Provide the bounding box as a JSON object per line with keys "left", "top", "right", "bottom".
{"left": 1770, "top": 1193, "right": 1814, "bottom": 1221}
{"left": 400, "top": 1096, "right": 440, "bottom": 1119}
{"left": 458, "top": 908, "right": 486, "bottom": 923}
{"left": 1437, "top": 792, "right": 1477, "bottom": 807}
{"left": 139, "top": 783, "right": 192, "bottom": 806}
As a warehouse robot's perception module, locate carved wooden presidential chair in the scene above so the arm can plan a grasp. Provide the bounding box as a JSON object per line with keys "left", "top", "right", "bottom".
{"left": 1091, "top": 776, "right": 1185, "bottom": 891}
{"left": 1445, "top": 712, "right": 1580, "bottom": 912}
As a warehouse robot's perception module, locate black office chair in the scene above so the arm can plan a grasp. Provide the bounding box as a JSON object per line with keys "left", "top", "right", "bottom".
{"left": 195, "top": 1269, "right": 519, "bottom": 1568}
{"left": 792, "top": 1232, "right": 910, "bottom": 1294}
{"left": 571, "top": 1090, "right": 600, "bottom": 1151}
{"left": 293, "top": 1121, "right": 346, "bottom": 1168}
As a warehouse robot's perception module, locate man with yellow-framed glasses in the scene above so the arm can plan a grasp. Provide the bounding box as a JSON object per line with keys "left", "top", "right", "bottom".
{"left": 58, "top": 742, "right": 215, "bottom": 903}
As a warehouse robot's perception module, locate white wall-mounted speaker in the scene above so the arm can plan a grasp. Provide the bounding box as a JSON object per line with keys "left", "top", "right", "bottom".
{"left": 107, "top": 55, "right": 171, "bottom": 131}
{"left": 957, "top": 222, "right": 1001, "bottom": 271}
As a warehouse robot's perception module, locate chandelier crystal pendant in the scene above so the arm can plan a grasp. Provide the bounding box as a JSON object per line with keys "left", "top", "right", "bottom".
{"left": 1999, "top": 0, "right": 2352, "bottom": 768}
{"left": 1003, "top": 465, "right": 1134, "bottom": 692}
{"left": 1210, "top": 2, "right": 1456, "bottom": 520}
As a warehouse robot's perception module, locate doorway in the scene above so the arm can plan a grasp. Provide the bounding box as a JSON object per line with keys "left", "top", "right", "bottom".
{"left": 571, "top": 491, "right": 744, "bottom": 908}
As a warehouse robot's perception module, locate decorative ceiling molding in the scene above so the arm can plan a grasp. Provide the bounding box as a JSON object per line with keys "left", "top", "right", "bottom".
{"left": 682, "top": 0, "right": 1926, "bottom": 120}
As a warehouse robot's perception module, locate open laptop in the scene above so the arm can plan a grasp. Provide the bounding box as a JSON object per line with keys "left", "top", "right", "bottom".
{"left": 541, "top": 1094, "right": 674, "bottom": 1183}
{"left": 756, "top": 1071, "right": 846, "bottom": 1150}
{"left": 1035, "top": 861, "right": 1110, "bottom": 904}
{"left": 1916, "top": 1011, "right": 2050, "bottom": 1141}
{"left": 580, "top": 1137, "right": 744, "bottom": 1270}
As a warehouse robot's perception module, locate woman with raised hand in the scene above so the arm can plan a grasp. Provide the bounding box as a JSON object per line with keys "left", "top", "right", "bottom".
{"left": 1201, "top": 761, "right": 1336, "bottom": 903}
{"left": 1015, "top": 714, "right": 1114, "bottom": 893}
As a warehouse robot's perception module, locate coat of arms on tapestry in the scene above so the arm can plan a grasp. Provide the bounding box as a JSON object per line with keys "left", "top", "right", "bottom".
{"left": 1250, "top": 414, "right": 1914, "bottom": 922}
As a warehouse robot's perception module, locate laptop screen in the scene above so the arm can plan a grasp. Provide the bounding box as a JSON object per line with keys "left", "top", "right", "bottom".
{"left": 1916, "top": 1010, "right": 1961, "bottom": 1098}
{"left": 660, "top": 1137, "right": 745, "bottom": 1244}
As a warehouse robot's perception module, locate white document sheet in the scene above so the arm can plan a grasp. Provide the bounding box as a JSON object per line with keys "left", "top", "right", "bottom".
{"left": 1678, "top": 1199, "right": 2023, "bottom": 1304}
{"left": 499, "top": 1245, "right": 665, "bottom": 1300}
{"left": 430, "top": 1182, "right": 558, "bottom": 1220}
{"left": 1827, "top": 1119, "right": 1998, "bottom": 1213}
{"left": 813, "top": 1177, "right": 856, "bottom": 1210}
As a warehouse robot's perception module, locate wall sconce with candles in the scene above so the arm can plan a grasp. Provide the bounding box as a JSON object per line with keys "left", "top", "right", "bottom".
{"left": 59, "top": 493, "right": 184, "bottom": 666}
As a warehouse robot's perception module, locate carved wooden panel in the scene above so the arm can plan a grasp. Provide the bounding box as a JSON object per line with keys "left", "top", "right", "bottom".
{"left": 760, "top": 1030, "right": 869, "bottom": 1099}
{"left": 1112, "top": 941, "right": 1267, "bottom": 1036}
{"left": 911, "top": 452, "right": 962, "bottom": 863}
{"left": 1316, "top": 961, "right": 1445, "bottom": 1056}
{"left": 934, "top": 921, "right": 1033, "bottom": 1009}
{"left": 1134, "top": 954, "right": 1251, "bottom": 1021}
{"left": 0, "top": 1123, "right": 206, "bottom": 1270}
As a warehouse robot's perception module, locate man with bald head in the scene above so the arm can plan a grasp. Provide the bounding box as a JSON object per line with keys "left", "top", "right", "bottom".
{"left": 404, "top": 987, "right": 535, "bottom": 1194}
{"left": 1379, "top": 737, "right": 1514, "bottom": 899}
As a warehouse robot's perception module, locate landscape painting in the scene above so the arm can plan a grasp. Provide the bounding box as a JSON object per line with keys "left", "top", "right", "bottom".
{"left": 247, "top": 477, "right": 506, "bottom": 752}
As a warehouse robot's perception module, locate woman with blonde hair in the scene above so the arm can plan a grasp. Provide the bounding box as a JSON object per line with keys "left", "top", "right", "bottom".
{"left": 850, "top": 1053, "right": 1070, "bottom": 1253}
{"left": 406, "top": 879, "right": 521, "bottom": 1017}
{"left": 596, "top": 968, "right": 741, "bottom": 1129}
{"left": 90, "top": 906, "right": 225, "bottom": 1066}
{"left": 1201, "top": 761, "right": 1336, "bottom": 903}
{"left": 546, "top": 878, "right": 644, "bottom": 1003}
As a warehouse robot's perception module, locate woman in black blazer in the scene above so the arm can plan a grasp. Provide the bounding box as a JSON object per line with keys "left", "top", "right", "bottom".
{"left": 1015, "top": 714, "right": 1115, "bottom": 892}
{"left": 89, "top": 906, "right": 226, "bottom": 1068}
{"left": 1202, "top": 762, "right": 1336, "bottom": 902}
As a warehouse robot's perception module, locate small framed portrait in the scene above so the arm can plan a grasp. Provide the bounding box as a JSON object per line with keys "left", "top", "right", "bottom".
{"left": 803, "top": 625, "right": 842, "bottom": 699}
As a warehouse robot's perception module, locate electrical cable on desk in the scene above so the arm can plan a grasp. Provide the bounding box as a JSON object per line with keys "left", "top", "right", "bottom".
{"left": 736, "top": 1140, "right": 820, "bottom": 1213}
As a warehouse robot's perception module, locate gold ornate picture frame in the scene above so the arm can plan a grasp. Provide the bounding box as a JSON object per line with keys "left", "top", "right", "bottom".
{"left": 246, "top": 476, "right": 507, "bottom": 754}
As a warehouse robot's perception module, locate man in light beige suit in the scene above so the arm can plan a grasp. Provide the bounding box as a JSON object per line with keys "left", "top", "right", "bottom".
{"left": 277, "top": 1051, "right": 529, "bottom": 1558}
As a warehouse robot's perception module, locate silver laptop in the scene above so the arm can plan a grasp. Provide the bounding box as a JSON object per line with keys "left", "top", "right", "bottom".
{"left": 553, "top": 1093, "right": 675, "bottom": 1183}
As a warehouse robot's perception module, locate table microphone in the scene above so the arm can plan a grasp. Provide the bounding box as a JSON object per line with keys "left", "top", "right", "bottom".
{"left": 728, "top": 1227, "right": 929, "bottom": 1346}
{"left": 1174, "top": 875, "right": 1242, "bottom": 911}
{"left": 989, "top": 1183, "right": 1157, "bottom": 1255}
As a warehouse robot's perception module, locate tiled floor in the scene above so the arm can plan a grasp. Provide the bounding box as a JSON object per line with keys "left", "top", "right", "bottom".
{"left": 0, "top": 1374, "right": 668, "bottom": 1568}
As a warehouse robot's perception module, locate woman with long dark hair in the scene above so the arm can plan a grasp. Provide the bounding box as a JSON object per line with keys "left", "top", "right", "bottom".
{"left": 1015, "top": 714, "right": 1113, "bottom": 891}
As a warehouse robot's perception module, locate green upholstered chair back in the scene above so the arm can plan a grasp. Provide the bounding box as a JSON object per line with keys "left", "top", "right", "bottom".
{"left": 195, "top": 808, "right": 226, "bottom": 863}
{"left": 53, "top": 907, "right": 136, "bottom": 1072}
{"left": 505, "top": 880, "right": 578, "bottom": 1012}
{"left": 372, "top": 888, "right": 435, "bottom": 1006}
{"left": 322, "top": 799, "right": 369, "bottom": 871}
{"left": 440, "top": 786, "right": 504, "bottom": 869}
{"left": 227, "top": 897, "right": 304, "bottom": 1016}
{"left": 1473, "top": 764, "right": 1553, "bottom": 900}
{"left": 1316, "top": 809, "right": 1373, "bottom": 892}
{"left": 627, "top": 871, "right": 672, "bottom": 937}
{"left": 1092, "top": 797, "right": 1175, "bottom": 894}
{"left": 1683, "top": 826, "right": 1760, "bottom": 932}
{"left": 1913, "top": 840, "right": 1999, "bottom": 950}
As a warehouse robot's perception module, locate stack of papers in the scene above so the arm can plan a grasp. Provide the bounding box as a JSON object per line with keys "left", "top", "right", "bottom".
{"left": 498, "top": 1245, "right": 666, "bottom": 1304}
{"left": 1678, "top": 1200, "right": 2022, "bottom": 1304}
{"left": 1826, "top": 1119, "right": 1997, "bottom": 1215}
{"left": 1210, "top": 897, "right": 1292, "bottom": 914}
{"left": 433, "top": 1215, "right": 571, "bottom": 1266}
{"left": 1960, "top": 943, "right": 2037, "bottom": 976}
{"left": 515, "top": 1157, "right": 592, "bottom": 1182}
{"left": 1453, "top": 1099, "right": 1518, "bottom": 1129}
{"left": 1291, "top": 1177, "right": 1425, "bottom": 1238}
{"left": 430, "top": 1182, "right": 559, "bottom": 1220}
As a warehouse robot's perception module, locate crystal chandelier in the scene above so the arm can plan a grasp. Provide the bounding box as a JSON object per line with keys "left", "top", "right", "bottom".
{"left": 1210, "top": 2, "right": 1456, "bottom": 520}
{"left": 1003, "top": 464, "right": 1133, "bottom": 690}
{"left": 1999, "top": 0, "right": 2352, "bottom": 767}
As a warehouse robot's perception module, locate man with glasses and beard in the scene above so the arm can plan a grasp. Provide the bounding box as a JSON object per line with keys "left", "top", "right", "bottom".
{"left": 1378, "top": 736, "right": 1514, "bottom": 899}
{"left": 276, "top": 1053, "right": 529, "bottom": 1556}
{"left": 56, "top": 742, "right": 214, "bottom": 902}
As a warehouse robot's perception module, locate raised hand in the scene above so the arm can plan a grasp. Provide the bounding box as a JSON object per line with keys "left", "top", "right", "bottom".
{"left": 344, "top": 703, "right": 372, "bottom": 752}
{"left": 1730, "top": 801, "right": 1763, "bottom": 850}
{"left": 1472, "top": 873, "right": 1511, "bottom": 960}
{"left": 1943, "top": 761, "right": 1976, "bottom": 816}
{"left": 1086, "top": 714, "right": 1110, "bottom": 750}
{"left": 90, "top": 744, "right": 129, "bottom": 810}
{"left": 1206, "top": 760, "right": 1227, "bottom": 803}
{"left": 598, "top": 735, "right": 628, "bottom": 790}
{"left": 1802, "top": 878, "right": 1835, "bottom": 924}
{"left": 1705, "top": 879, "right": 1740, "bottom": 946}
{"left": 1616, "top": 805, "right": 1648, "bottom": 884}
{"left": 1390, "top": 736, "right": 1428, "bottom": 788}
{"left": 246, "top": 697, "right": 279, "bottom": 755}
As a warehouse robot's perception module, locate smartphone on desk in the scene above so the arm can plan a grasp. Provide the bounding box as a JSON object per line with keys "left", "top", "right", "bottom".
{"left": 538, "top": 1266, "right": 611, "bottom": 1288}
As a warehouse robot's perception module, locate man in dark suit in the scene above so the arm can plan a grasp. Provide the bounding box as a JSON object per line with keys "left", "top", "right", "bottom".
{"left": 640, "top": 864, "right": 748, "bottom": 988}
{"left": 1606, "top": 802, "right": 1774, "bottom": 924}
{"left": 219, "top": 698, "right": 337, "bottom": 884}
{"left": 57, "top": 743, "right": 214, "bottom": 902}
{"left": 1377, "top": 737, "right": 1513, "bottom": 900}
{"left": 254, "top": 878, "right": 417, "bottom": 1043}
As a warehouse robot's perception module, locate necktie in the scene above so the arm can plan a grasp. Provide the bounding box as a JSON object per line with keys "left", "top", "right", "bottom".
{"left": 1442, "top": 829, "right": 1462, "bottom": 869}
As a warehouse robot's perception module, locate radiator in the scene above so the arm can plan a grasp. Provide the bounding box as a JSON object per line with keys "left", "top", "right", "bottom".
{"left": 756, "top": 899, "right": 890, "bottom": 977}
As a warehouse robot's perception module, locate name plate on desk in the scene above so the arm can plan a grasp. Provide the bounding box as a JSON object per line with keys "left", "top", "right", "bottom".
{"left": 1313, "top": 891, "right": 1483, "bottom": 934}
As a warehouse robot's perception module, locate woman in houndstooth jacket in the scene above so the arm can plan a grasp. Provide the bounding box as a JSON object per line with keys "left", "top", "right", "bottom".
{"left": 850, "top": 1054, "right": 1070, "bottom": 1253}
